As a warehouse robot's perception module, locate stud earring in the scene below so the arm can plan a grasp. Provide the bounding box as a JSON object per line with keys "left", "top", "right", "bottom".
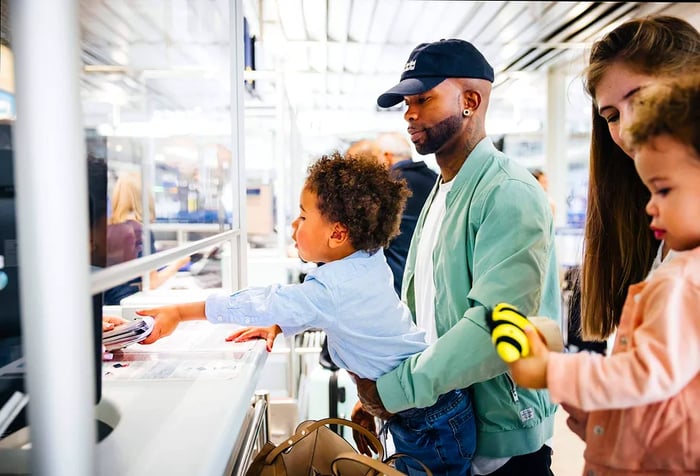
{"left": 463, "top": 109, "right": 471, "bottom": 117}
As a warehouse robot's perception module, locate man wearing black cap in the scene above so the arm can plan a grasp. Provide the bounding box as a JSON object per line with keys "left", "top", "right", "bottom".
{"left": 352, "top": 39, "right": 561, "bottom": 475}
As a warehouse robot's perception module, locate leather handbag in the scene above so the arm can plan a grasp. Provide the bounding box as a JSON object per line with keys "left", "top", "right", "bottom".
{"left": 331, "top": 452, "right": 434, "bottom": 476}
{"left": 245, "top": 417, "right": 384, "bottom": 476}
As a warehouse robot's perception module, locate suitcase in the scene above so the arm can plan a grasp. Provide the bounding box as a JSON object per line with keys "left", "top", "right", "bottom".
{"left": 297, "top": 333, "right": 369, "bottom": 448}
{"left": 298, "top": 365, "right": 358, "bottom": 443}
{"left": 297, "top": 338, "right": 399, "bottom": 454}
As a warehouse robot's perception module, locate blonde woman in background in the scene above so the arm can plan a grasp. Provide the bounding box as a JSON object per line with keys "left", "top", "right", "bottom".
{"left": 104, "top": 172, "right": 190, "bottom": 305}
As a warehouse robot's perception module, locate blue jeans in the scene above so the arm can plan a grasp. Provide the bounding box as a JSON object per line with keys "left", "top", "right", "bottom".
{"left": 387, "top": 388, "right": 476, "bottom": 476}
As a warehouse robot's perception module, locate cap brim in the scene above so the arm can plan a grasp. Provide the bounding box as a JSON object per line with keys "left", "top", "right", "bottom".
{"left": 376, "top": 77, "right": 446, "bottom": 108}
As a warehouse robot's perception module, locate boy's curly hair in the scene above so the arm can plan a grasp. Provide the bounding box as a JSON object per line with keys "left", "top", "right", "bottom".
{"left": 305, "top": 151, "right": 411, "bottom": 252}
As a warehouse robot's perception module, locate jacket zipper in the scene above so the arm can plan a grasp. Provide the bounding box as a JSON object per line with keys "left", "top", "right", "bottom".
{"left": 505, "top": 373, "right": 519, "bottom": 403}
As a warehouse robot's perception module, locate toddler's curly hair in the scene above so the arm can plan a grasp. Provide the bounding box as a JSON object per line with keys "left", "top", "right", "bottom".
{"left": 624, "top": 74, "right": 700, "bottom": 156}
{"left": 305, "top": 151, "right": 411, "bottom": 252}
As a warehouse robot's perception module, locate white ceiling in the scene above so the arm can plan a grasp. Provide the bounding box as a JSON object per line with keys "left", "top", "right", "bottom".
{"left": 77, "top": 1, "right": 700, "bottom": 141}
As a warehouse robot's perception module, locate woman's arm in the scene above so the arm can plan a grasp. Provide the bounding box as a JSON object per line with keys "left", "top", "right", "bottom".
{"left": 148, "top": 256, "right": 191, "bottom": 289}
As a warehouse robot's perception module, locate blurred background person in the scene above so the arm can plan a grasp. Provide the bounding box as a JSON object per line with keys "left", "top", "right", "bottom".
{"left": 346, "top": 138, "right": 381, "bottom": 161}
{"left": 531, "top": 168, "right": 556, "bottom": 216}
{"left": 104, "top": 172, "right": 190, "bottom": 305}
{"left": 376, "top": 131, "right": 438, "bottom": 295}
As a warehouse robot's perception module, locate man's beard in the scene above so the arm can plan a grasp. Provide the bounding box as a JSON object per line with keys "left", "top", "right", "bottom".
{"left": 414, "top": 113, "right": 462, "bottom": 155}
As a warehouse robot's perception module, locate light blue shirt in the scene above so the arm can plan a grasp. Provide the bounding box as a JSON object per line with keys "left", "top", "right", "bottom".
{"left": 205, "top": 249, "right": 427, "bottom": 379}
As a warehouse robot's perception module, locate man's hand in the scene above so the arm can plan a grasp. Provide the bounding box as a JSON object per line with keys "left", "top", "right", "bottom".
{"left": 561, "top": 402, "right": 588, "bottom": 442}
{"left": 226, "top": 325, "right": 281, "bottom": 352}
{"left": 350, "top": 400, "right": 377, "bottom": 456}
{"left": 137, "top": 305, "right": 182, "bottom": 344}
{"left": 349, "top": 372, "right": 394, "bottom": 420}
{"left": 508, "top": 325, "right": 550, "bottom": 389}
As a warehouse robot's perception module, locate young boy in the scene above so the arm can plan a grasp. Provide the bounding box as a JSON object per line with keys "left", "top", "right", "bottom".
{"left": 138, "top": 151, "right": 476, "bottom": 475}
{"left": 506, "top": 75, "right": 700, "bottom": 474}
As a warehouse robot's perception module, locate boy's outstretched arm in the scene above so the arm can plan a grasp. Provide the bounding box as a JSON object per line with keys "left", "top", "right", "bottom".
{"left": 226, "top": 325, "right": 282, "bottom": 352}
{"left": 137, "top": 301, "right": 206, "bottom": 344}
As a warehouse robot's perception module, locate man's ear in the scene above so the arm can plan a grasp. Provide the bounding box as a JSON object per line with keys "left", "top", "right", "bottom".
{"left": 462, "top": 89, "right": 481, "bottom": 112}
{"left": 328, "top": 222, "right": 349, "bottom": 248}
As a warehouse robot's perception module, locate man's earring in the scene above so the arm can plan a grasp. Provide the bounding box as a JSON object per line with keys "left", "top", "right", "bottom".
{"left": 463, "top": 109, "right": 471, "bottom": 117}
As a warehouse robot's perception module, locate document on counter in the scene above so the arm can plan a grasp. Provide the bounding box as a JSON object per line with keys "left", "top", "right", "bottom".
{"left": 102, "top": 316, "right": 155, "bottom": 351}
{"left": 103, "top": 357, "right": 244, "bottom": 381}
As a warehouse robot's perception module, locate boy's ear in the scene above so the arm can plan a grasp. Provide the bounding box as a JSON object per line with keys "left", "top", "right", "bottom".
{"left": 328, "top": 222, "right": 349, "bottom": 248}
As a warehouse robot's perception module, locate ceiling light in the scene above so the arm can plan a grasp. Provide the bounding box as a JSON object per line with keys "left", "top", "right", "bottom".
{"left": 302, "top": 0, "right": 326, "bottom": 41}
{"left": 328, "top": 0, "right": 351, "bottom": 42}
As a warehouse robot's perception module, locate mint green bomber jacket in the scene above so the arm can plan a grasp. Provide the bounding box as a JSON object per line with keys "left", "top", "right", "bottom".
{"left": 376, "top": 138, "right": 561, "bottom": 458}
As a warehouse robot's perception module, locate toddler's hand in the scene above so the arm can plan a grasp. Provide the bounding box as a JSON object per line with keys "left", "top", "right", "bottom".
{"left": 508, "top": 325, "right": 550, "bottom": 389}
{"left": 226, "top": 325, "right": 281, "bottom": 352}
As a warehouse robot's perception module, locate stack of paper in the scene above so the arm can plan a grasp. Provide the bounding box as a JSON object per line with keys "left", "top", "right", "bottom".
{"left": 102, "top": 316, "right": 155, "bottom": 351}
{"left": 0, "top": 391, "right": 28, "bottom": 439}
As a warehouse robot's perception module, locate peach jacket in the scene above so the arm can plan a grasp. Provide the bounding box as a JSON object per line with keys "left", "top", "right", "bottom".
{"left": 548, "top": 247, "right": 700, "bottom": 475}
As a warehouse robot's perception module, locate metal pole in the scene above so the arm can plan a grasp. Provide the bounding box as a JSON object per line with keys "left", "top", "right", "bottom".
{"left": 230, "top": 0, "right": 247, "bottom": 291}
{"left": 10, "top": 0, "right": 96, "bottom": 474}
{"left": 546, "top": 67, "right": 568, "bottom": 228}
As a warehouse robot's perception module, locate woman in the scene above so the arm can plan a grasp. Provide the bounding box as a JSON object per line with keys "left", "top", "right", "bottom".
{"left": 579, "top": 15, "right": 700, "bottom": 341}
{"left": 104, "top": 172, "right": 190, "bottom": 305}
{"left": 566, "top": 14, "right": 700, "bottom": 443}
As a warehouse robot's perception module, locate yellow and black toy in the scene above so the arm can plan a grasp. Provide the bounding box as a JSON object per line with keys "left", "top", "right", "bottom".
{"left": 486, "top": 303, "right": 532, "bottom": 363}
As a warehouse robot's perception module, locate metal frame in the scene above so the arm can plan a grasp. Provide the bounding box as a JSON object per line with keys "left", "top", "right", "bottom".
{"left": 229, "top": 391, "right": 270, "bottom": 476}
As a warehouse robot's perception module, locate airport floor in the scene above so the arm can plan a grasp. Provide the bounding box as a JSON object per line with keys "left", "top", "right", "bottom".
{"left": 551, "top": 407, "right": 585, "bottom": 476}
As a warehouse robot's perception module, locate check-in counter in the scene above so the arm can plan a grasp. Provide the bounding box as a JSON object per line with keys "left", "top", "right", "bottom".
{"left": 0, "top": 321, "right": 269, "bottom": 476}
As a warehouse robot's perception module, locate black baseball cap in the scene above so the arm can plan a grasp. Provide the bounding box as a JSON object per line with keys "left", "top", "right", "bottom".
{"left": 377, "top": 39, "right": 494, "bottom": 108}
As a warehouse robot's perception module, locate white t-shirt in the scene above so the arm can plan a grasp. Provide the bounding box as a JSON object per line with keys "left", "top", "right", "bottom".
{"left": 414, "top": 179, "right": 452, "bottom": 344}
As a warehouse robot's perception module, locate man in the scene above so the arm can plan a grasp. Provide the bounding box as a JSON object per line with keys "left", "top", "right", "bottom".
{"left": 376, "top": 131, "right": 437, "bottom": 295}
{"left": 353, "top": 39, "right": 561, "bottom": 475}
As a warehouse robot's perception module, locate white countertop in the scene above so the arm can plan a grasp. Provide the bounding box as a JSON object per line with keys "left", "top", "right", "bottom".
{"left": 0, "top": 321, "right": 269, "bottom": 476}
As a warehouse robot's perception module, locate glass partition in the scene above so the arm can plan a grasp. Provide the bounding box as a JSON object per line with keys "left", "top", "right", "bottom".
{"left": 78, "top": 0, "right": 247, "bottom": 296}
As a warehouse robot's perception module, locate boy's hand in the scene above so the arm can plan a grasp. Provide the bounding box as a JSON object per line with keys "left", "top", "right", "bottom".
{"left": 350, "top": 400, "right": 377, "bottom": 456}
{"left": 508, "top": 325, "right": 550, "bottom": 389}
{"left": 137, "top": 305, "right": 182, "bottom": 344}
{"left": 226, "top": 325, "right": 281, "bottom": 352}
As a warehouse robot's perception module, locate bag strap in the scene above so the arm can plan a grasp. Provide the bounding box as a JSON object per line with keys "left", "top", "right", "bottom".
{"left": 265, "top": 417, "right": 384, "bottom": 464}
{"left": 331, "top": 452, "right": 404, "bottom": 476}
{"left": 331, "top": 451, "right": 434, "bottom": 476}
{"left": 383, "top": 453, "right": 433, "bottom": 476}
